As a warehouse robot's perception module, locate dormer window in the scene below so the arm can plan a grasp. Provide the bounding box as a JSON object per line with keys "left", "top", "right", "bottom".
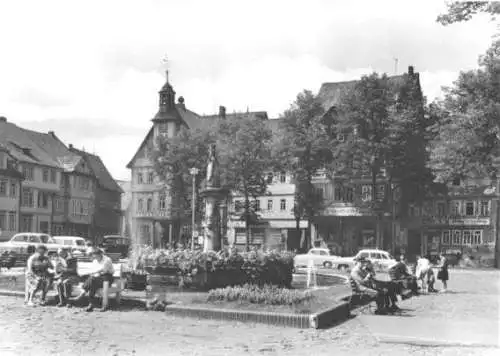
{"left": 159, "top": 123, "right": 168, "bottom": 136}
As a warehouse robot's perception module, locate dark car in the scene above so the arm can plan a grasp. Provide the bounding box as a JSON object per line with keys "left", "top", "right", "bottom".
{"left": 101, "top": 235, "right": 130, "bottom": 258}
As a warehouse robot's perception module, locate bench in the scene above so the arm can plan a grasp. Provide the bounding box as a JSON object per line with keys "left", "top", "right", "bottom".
{"left": 25, "top": 262, "right": 125, "bottom": 310}
{"left": 0, "top": 253, "right": 17, "bottom": 270}
{"left": 347, "top": 277, "right": 376, "bottom": 312}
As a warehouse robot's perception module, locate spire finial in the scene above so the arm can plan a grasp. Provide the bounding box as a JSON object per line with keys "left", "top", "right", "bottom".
{"left": 162, "top": 55, "right": 169, "bottom": 83}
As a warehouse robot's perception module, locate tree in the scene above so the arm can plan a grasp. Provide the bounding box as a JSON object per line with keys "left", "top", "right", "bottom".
{"left": 152, "top": 126, "right": 215, "bottom": 243}
{"left": 437, "top": 1, "right": 500, "bottom": 25}
{"left": 277, "top": 90, "right": 330, "bottom": 252}
{"left": 216, "top": 116, "right": 274, "bottom": 251}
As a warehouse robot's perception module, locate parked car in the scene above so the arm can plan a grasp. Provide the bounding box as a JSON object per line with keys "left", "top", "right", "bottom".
{"left": 0, "top": 233, "right": 64, "bottom": 256}
{"left": 52, "top": 236, "right": 87, "bottom": 255}
{"left": 333, "top": 249, "right": 397, "bottom": 271}
{"left": 294, "top": 248, "right": 341, "bottom": 269}
{"left": 100, "top": 235, "right": 130, "bottom": 258}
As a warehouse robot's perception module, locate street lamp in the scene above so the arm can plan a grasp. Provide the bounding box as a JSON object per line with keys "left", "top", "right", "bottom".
{"left": 189, "top": 167, "right": 199, "bottom": 250}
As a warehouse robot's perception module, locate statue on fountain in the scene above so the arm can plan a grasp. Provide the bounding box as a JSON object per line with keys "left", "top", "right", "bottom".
{"left": 205, "top": 143, "right": 220, "bottom": 189}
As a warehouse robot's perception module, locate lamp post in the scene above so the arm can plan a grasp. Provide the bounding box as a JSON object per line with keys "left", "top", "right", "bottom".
{"left": 189, "top": 167, "right": 199, "bottom": 250}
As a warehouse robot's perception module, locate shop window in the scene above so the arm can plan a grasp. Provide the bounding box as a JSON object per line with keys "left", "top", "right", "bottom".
{"left": 462, "top": 230, "right": 472, "bottom": 245}
{"left": 465, "top": 201, "right": 474, "bottom": 216}
{"left": 472, "top": 230, "right": 482, "bottom": 245}
{"left": 452, "top": 230, "right": 461, "bottom": 245}
{"left": 442, "top": 231, "right": 450, "bottom": 245}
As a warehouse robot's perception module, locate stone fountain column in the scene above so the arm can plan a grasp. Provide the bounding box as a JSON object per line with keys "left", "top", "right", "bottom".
{"left": 200, "top": 144, "right": 226, "bottom": 252}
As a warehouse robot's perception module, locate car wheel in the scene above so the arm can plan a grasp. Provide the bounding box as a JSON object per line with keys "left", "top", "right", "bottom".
{"left": 323, "top": 261, "right": 333, "bottom": 269}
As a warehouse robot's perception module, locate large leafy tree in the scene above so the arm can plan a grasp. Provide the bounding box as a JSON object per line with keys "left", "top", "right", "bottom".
{"left": 277, "top": 90, "right": 330, "bottom": 252}
{"left": 437, "top": 1, "right": 500, "bottom": 25}
{"left": 217, "top": 116, "right": 274, "bottom": 251}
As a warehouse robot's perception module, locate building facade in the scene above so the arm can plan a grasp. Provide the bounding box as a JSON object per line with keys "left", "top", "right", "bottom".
{"left": 0, "top": 144, "right": 23, "bottom": 240}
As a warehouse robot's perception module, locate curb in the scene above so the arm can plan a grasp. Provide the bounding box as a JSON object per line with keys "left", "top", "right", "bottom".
{"left": 165, "top": 300, "right": 351, "bottom": 329}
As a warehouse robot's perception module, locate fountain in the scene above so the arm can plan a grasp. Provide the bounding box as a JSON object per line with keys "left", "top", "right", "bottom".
{"left": 306, "top": 258, "right": 318, "bottom": 289}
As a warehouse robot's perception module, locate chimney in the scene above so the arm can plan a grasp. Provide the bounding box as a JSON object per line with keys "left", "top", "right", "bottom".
{"left": 48, "top": 130, "right": 55, "bottom": 137}
{"left": 219, "top": 106, "right": 226, "bottom": 119}
{"left": 177, "top": 96, "right": 186, "bottom": 111}
{"left": 0, "top": 116, "right": 7, "bottom": 123}
{"left": 408, "top": 65, "right": 414, "bottom": 76}
{"left": 69, "top": 144, "right": 73, "bottom": 150}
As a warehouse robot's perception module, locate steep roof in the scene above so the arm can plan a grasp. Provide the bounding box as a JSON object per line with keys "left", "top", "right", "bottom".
{"left": 317, "top": 74, "right": 410, "bottom": 111}
{"left": 0, "top": 120, "right": 76, "bottom": 168}
{"left": 71, "top": 147, "right": 123, "bottom": 193}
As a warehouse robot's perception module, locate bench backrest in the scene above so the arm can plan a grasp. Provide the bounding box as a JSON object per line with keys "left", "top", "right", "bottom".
{"left": 77, "top": 262, "right": 124, "bottom": 278}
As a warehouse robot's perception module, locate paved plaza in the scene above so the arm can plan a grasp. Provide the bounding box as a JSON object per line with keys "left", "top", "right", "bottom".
{"left": 0, "top": 269, "right": 498, "bottom": 356}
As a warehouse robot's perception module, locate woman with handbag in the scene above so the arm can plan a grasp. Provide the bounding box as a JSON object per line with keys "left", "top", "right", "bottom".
{"left": 436, "top": 253, "right": 449, "bottom": 293}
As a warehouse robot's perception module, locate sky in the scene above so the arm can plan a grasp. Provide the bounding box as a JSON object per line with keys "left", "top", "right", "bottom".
{"left": 0, "top": 0, "right": 497, "bottom": 181}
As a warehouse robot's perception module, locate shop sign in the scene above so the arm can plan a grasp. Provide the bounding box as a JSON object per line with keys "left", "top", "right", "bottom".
{"left": 323, "top": 206, "right": 364, "bottom": 216}
{"left": 449, "top": 218, "right": 490, "bottom": 226}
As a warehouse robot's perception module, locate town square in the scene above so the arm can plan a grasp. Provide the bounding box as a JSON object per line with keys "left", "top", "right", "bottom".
{"left": 0, "top": 1, "right": 500, "bottom": 355}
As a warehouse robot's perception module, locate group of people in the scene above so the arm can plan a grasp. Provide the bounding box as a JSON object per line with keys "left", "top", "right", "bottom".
{"left": 25, "top": 244, "right": 115, "bottom": 311}
{"left": 350, "top": 253, "right": 450, "bottom": 315}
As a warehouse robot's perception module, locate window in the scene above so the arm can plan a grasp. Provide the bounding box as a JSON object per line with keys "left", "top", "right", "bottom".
{"left": 22, "top": 166, "right": 34, "bottom": 181}
{"left": 472, "top": 230, "right": 482, "bottom": 245}
{"left": 442, "top": 231, "right": 450, "bottom": 245}
{"left": 361, "top": 185, "right": 372, "bottom": 202}
{"left": 0, "top": 152, "right": 4, "bottom": 168}
{"left": 147, "top": 172, "right": 154, "bottom": 184}
{"left": 159, "top": 123, "right": 168, "bottom": 136}
{"left": 50, "top": 169, "right": 56, "bottom": 183}
{"left": 8, "top": 213, "right": 16, "bottom": 231}
{"left": 159, "top": 195, "right": 167, "bottom": 210}
{"left": 451, "top": 201, "right": 460, "bottom": 216}
{"left": 140, "top": 224, "right": 151, "bottom": 242}
{"left": 345, "top": 187, "right": 354, "bottom": 202}
{"left": 0, "top": 179, "right": 6, "bottom": 196}
{"left": 480, "top": 201, "right": 490, "bottom": 216}
{"left": 334, "top": 186, "right": 342, "bottom": 201}
{"left": 452, "top": 230, "right": 461, "bottom": 245}
{"left": 437, "top": 202, "right": 445, "bottom": 217}
{"left": 359, "top": 252, "right": 369, "bottom": 259}
{"left": 319, "top": 250, "right": 328, "bottom": 256}
{"left": 280, "top": 199, "right": 286, "bottom": 211}
{"left": 452, "top": 177, "right": 460, "bottom": 186}
{"left": 234, "top": 200, "right": 242, "bottom": 211}
{"left": 37, "top": 192, "right": 49, "bottom": 209}
{"left": 377, "top": 184, "right": 385, "bottom": 201}
{"left": 10, "top": 181, "right": 17, "bottom": 198}
{"left": 0, "top": 212, "right": 5, "bottom": 230}
{"left": 266, "top": 173, "right": 274, "bottom": 184}
{"left": 137, "top": 172, "right": 143, "bottom": 184}
{"left": 22, "top": 188, "right": 34, "bottom": 207}
{"left": 138, "top": 199, "right": 144, "bottom": 212}
{"left": 315, "top": 187, "right": 324, "bottom": 200}
{"left": 267, "top": 199, "right": 273, "bottom": 211}
{"left": 42, "top": 168, "right": 49, "bottom": 182}
{"left": 147, "top": 198, "right": 153, "bottom": 212}
{"left": 13, "top": 234, "right": 28, "bottom": 242}
{"left": 254, "top": 199, "right": 260, "bottom": 211}
{"left": 21, "top": 216, "right": 33, "bottom": 231}
{"left": 462, "top": 230, "right": 472, "bottom": 245}
{"left": 55, "top": 198, "right": 63, "bottom": 211}
{"left": 279, "top": 172, "right": 286, "bottom": 183}
{"left": 39, "top": 222, "right": 49, "bottom": 234}
{"left": 80, "top": 177, "right": 90, "bottom": 191}
{"left": 310, "top": 250, "right": 321, "bottom": 255}
{"left": 465, "top": 201, "right": 474, "bottom": 216}
{"left": 370, "top": 253, "right": 382, "bottom": 260}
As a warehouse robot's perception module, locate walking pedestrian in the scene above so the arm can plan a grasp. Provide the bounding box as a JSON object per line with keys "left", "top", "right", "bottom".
{"left": 436, "top": 252, "right": 449, "bottom": 293}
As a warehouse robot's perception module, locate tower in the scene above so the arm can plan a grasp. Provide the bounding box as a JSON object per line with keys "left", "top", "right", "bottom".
{"left": 151, "top": 78, "right": 183, "bottom": 140}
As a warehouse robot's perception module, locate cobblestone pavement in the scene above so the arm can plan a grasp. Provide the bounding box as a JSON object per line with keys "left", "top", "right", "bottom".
{"left": 0, "top": 269, "right": 498, "bottom": 356}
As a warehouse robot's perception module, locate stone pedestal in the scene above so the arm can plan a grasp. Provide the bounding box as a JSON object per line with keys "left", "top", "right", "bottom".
{"left": 200, "top": 187, "right": 226, "bottom": 252}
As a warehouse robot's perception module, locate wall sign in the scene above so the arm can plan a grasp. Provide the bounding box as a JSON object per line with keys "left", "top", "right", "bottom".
{"left": 448, "top": 218, "right": 490, "bottom": 226}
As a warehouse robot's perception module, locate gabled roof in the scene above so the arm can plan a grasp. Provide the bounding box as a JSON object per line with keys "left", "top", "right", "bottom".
{"left": 0, "top": 120, "right": 76, "bottom": 168}
{"left": 70, "top": 147, "right": 123, "bottom": 193}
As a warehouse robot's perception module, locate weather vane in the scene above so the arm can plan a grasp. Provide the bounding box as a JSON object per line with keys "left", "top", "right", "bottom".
{"left": 162, "top": 55, "right": 169, "bottom": 83}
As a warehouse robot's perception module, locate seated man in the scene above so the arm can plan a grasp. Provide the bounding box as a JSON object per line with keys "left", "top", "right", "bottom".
{"left": 350, "top": 257, "right": 387, "bottom": 314}
{"left": 388, "top": 255, "right": 418, "bottom": 296}
{"left": 53, "top": 248, "right": 80, "bottom": 307}
{"left": 72, "top": 248, "right": 114, "bottom": 312}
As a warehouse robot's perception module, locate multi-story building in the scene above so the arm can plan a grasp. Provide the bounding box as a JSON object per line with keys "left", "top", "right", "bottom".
{"left": 70, "top": 147, "right": 122, "bottom": 240}
{"left": 0, "top": 140, "right": 23, "bottom": 240}
{"left": 127, "top": 78, "right": 268, "bottom": 247}
{"left": 0, "top": 117, "right": 118, "bottom": 240}
{"left": 117, "top": 180, "right": 132, "bottom": 238}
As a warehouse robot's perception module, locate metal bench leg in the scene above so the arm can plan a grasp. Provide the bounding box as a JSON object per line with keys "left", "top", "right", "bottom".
{"left": 102, "top": 281, "right": 109, "bottom": 310}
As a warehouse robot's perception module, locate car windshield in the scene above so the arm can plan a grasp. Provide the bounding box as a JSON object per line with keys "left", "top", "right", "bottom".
{"left": 75, "top": 240, "right": 85, "bottom": 246}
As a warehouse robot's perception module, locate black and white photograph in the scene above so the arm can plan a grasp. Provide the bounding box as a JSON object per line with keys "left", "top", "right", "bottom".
{"left": 0, "top": 0, "right": 499, "bottom": 355}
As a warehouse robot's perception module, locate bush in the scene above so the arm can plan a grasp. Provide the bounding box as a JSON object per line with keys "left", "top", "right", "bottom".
{"left": 137, "top": 246, "right": 295, "bottom": 289}
{"left": 207, "top": 284, "right": 312, "bottom": 305}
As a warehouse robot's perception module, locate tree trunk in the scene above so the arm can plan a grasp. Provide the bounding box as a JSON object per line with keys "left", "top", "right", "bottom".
{"left": 244, "top": 193, "right": 251, "bottom": 252}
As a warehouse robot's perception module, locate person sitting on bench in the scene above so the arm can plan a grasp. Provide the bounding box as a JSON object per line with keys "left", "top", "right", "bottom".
{"left": 351, "top": 257, "right": 388, "bottom": 314}
{"left": 25, "top": 245, "right": 54, "bottom": 306}
{"left": 72, "top": 248, "right": 114, "bottom": 312}
{"left": 388, "top": 255, "right": 418, "bottom": 296}
{"left": 53, "top": 248, "right": 79, "bottom": 307}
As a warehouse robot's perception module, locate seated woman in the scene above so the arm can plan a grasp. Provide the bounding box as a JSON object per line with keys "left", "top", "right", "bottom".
{"left": 25, "top": 245, "right": 53, "bottom": 306}
{"left": 72, "top": 248, "right": 114, "bottom": 312}
{"left": 53, "top": 248, "right": 80, "bottom": 307}
{"left": 388, "top": 255, "right": 418, "bottom": 295}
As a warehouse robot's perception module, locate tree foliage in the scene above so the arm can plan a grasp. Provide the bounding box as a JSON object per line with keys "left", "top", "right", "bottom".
{"left": 428, "top": 40, "right": 500, "bottom": 182}
{"left": 437, "top": 1, "right": 500, "bottom": 25}
{"left": 277, "top": 90, "right": 330, "bottom": 251}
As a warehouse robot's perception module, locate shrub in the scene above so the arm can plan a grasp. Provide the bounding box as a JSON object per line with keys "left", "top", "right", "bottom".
{"left": 207, "top": 284, "right": 312, "bottom": 305}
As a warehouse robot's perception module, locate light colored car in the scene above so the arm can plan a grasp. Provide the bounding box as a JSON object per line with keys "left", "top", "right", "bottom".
{"left": 334, "top": 249, "right": 397, "bottom": 271}
{"left": 294, "top": 248, "right": 341, "bottom": 269}
{"left": 0, "top": 233, "right": 64, "bottom": 256}
{"left": 52, "top": 236, "right": 87, "bottom": 255}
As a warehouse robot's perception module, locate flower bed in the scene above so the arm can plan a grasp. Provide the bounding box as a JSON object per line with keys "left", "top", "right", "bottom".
{"left": 128, "top": 245, "right": 294, "bottom": 290}
{"left": 207, "top": 284, "right": 312, "bottom": 305}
